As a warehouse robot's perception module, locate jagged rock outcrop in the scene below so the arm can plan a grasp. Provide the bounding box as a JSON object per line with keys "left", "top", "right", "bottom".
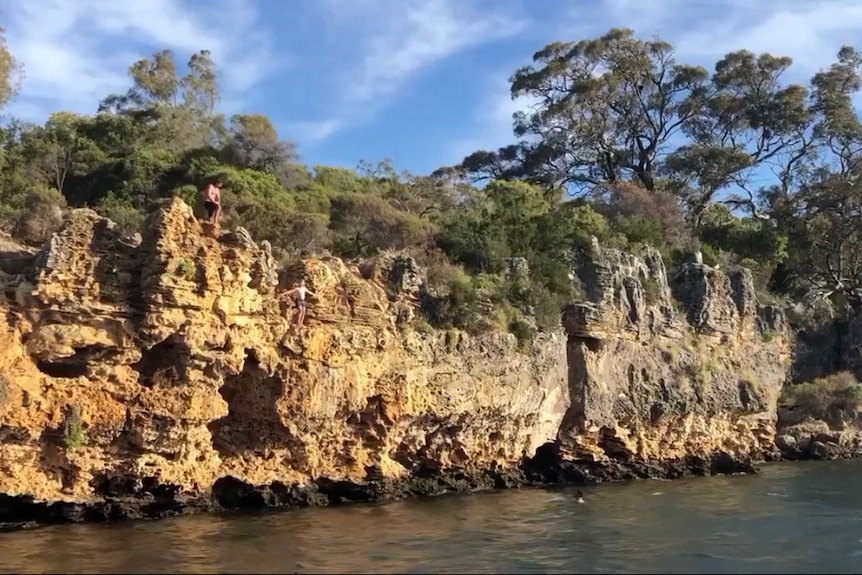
{"left": 0, "top": 198, "right": 568, "bottom": 528}
{"left": 776, "top": 307, "right": 862, "bottom": 460}
{"left": 0, "top": 199, "right": 793, "bottom": 529}
{"left": 776, "top": 308, "right": 862, "bottom": 460}
{"left": 547, "top": 243, "right": 790, "bottom": 483}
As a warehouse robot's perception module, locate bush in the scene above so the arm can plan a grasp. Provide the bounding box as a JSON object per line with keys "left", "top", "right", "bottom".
{"left": 780, "top": 371, "right": 862, "bottom": 420}
{"left": 97, "top": 191, "right": 145, "bottom": 237}
{"left": 508, "top": 315, "right": 536, "bottom": 353}
{"left": 61, "top": 404, "right": 85, "bottom": 449}
{"left": 12, "top": 186, "right": 66, "bottom": 245}
{"left": 420, "top": 262, "right": 481, "bottom": 330}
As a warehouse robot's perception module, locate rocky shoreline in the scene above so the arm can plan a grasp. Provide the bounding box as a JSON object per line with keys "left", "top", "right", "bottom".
{"left": 0, "top": 448, "right": 766, "bottom": 532}
{"left": 0, "top": 197, "right": 857, "bottom": 532}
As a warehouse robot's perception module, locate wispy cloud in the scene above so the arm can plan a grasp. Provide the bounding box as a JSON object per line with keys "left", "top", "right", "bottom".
{"left": 450, "top": 0, "right": 862, "bottom": 166}
{"left": 674, "top": 0, "right": 862, "bottom": 76}
{"left": 3, "top": 0, "right": 273, "bottom": 120}
{"left": 295, "top": 0, "right": 525, "bottom": 146}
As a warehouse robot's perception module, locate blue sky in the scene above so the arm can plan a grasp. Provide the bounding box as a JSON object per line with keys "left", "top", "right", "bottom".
{"left": 5, "top": 0, "right": 862, "bottom": 178}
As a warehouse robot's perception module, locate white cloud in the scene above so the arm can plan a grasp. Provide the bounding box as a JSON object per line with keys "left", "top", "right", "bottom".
{"left": 308, "top": 0, "right": 525, "bottom": 143}
{"left": 452, "top": 0, "right": 862, "bottom": 166}
{"left": 675, "top": 0, "right": 862, "bottom": 75}
{"left": 289, "top": 119, "right": 343, "bottom": 147}
{"left": 3, "top": 0, "right": 273, "bottom": 120}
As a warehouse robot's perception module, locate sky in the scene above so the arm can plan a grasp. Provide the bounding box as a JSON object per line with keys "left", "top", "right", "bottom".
{"left": 5, "top": 0, "right": 862, "bottom": 177}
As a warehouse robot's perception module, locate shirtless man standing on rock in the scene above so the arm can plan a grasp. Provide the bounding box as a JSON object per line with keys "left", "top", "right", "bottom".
{"left": 284, "top": 279, "right": 316, "bottom": 327}
{"left": 200, "top": 178, "right": 223, "bottom": 226}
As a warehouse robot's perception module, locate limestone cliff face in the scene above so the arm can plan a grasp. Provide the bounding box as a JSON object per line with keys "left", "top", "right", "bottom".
{"left": 0, "top": 199, "right": 792, "bottom": 528}
{"left": 777, "top": 311, "right": 862, "bottom": 460}
{"left": 0, "top": 199, "right": 568, "bottom": 526}
{"left": 542, "top": 243, "right": 791, "bottom": 482}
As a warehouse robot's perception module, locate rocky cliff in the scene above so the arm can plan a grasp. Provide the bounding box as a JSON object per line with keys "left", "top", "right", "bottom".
{"left": 0, "top": 198, "right": 791, "bottom": 529}
{"left": 541, "top": 243, "right": 790, "bottom": 484}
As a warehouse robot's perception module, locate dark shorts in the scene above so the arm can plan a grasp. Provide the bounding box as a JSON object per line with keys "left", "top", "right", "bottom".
{"left": 204, "top": 201, "right": 218, "bottom": 218}
{"left": 297, "top": 299, "right": 307, "bottom": 309}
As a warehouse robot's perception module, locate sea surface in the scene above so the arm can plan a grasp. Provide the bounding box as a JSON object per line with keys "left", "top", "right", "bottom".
{"left": 2, "top": 459, "right": 862, "bottom": 574}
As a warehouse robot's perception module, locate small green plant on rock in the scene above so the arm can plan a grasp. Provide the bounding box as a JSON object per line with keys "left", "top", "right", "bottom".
{"left": 61, "top": 404, "right": 85, "bottom": 449}
{"left": 508, "top": 316, "right": 536, "bottom": 353}
{"left": 174, "top": 259, "right": 196, "bottom": 280}
{"left": 642, "top": 276, "right": 663, "bottom": 306}
{"left": 761, "top": 329, "right": 777, "bottom": 343}
{"left": 0, "top": 374, "right": 9, "bottom": 407}
{"left": 413, "top": 317, "right": 435, "bottom": 334}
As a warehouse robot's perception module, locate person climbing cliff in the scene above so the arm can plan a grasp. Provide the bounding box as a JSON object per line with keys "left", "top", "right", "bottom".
{"left": 200, "top": 178, "right": 223, "bottom": 226}
{"left": 285, "top": 279, "right": 316, "bottom": 327}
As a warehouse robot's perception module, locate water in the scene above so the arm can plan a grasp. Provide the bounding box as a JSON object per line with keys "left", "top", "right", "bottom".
{"left": 2, "top": 460, "right": 862, "bottom": 574}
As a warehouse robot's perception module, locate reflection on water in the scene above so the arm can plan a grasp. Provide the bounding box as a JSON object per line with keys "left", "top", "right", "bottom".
{"left": 2, "top": 460, "right": 862, "bottom": 574}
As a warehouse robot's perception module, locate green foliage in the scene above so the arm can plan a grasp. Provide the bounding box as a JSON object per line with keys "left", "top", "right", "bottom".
{"left": 175, "top": 259, "right": 196, "bottom": 280}
{"left": 97, "top": 191, "right": 145, "bottom": 236}
{"left": 780, "top": 372, "right": 862, "bottom": 420}
{"left": 1, "top": 28, "right": 862, "bottom": 344}
{"left": 61, "top": 404, "right": 85, "bottom": 449}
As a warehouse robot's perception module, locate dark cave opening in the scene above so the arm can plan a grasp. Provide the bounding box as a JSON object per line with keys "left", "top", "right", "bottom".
{"left": 33, "top": 345, "right": 115, "bottom": 379}
{"left": 208, "top": 349, "right": 293, "bottom": 456}
{"left": 131, "top": 334, "right": 191, "bottom": 388}
{"left": 35, "top": 357, "right": 89, "bottom": 379}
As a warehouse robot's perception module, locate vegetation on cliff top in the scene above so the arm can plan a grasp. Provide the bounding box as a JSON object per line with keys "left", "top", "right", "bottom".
{"left": 1, "top": 26, "right": 862, "bottom": 341}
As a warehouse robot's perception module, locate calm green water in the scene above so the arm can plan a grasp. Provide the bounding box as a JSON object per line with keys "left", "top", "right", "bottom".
{"left": 2, "top": 460, "right": 862, "bottom": 574}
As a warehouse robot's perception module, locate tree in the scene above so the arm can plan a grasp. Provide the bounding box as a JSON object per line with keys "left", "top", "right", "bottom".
{"left": 809, "top": 46, "right": 862, "bottom": 178}
{"left": 668, "top": 50, "right": 813, "bottom": 222}
{"left": 457, "top": 29, "right": 709, "bottom": 194}
{"left": 0, "top": 22, "right": 23, "bottom": 110}
{"left": 18, "top": 112, "right": 104, "bottom": 194}
{"left": 223, "top": 114, "right": 307, "bottom": 188}
{"left": 99, "top": 49, "right": 224, "bottom": 151}
{"left": 783, "top": 172, "right": 862, "bottom": 304}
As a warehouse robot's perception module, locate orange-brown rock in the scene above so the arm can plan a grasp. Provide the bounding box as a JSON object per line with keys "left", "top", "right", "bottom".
{"left": 0, "top": 198, "right": 569, "bottom": 527}
{"left": 0, "top": 198, "right": 793, "bottom": 529}
{"left": 542, "top": 242, "right": 791, "bottom": 483}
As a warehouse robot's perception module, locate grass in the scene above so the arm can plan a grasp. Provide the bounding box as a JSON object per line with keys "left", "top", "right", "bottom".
{"left": 174, "top": 259, "right": 196, "bottom": 280}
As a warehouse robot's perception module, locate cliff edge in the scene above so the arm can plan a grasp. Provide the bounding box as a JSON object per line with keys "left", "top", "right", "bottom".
{"left": 0, "top": 198, "right": 791, "bottom": 528}
{"left": 541, "top": 242, "right": 790, "bottom": 483}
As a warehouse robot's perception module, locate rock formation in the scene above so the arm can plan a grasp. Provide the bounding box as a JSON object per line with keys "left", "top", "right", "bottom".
{"left": 544, "top": 243, "right": 790, "bottom": 484}
{"left": 777, "top": 311, "right": 862, "bottom": 460}
{"left": 0, "top": 198, "right": 792, "bottom": 529}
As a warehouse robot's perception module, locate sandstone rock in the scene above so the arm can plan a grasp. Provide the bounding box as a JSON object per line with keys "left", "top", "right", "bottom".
{"left": 0, "top": 198, "right": 571, "bottom": 528}
{"left": 560, "top": 240, "right": 790, "bottom": 473}
{"left": 0, "top": 201, "right": 795, "bottom": 530}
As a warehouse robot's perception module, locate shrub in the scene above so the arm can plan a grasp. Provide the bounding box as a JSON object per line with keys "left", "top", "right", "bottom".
{"left": 61, "top": 404, "right": 85, "bottom": 449}
{"left": 780, "top": 371, "right": 862, "bottom": 420}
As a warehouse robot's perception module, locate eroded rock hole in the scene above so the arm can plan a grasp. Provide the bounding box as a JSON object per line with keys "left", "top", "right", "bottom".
{"left": 579, "top": 336, "right": 604, "bottom": 353}
{"left": 738, "top": 380, "right": 754, "bottom": 411}
{"left": 208, "top": 350, "right": 293, "bottom": 455}
{"left": 597, "top": 426, "right": 633, "bottom": 460}
{"left": 34, "top": 345, "right": 112, "bottom": 379}
{"left": 132, "top": 335, "right": 190, "bottom": 388}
